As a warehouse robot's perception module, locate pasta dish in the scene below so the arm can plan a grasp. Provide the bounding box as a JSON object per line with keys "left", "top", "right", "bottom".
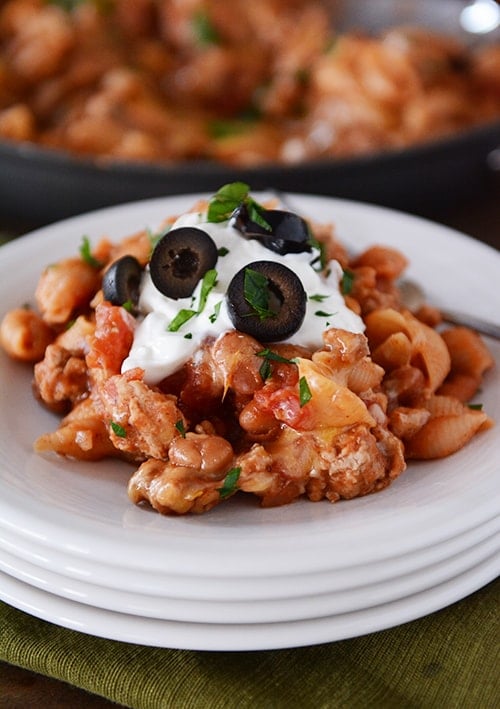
{"left": 0, "top": 183, "right": 494, "bottom": 515}
{"left": 0, "top": 0, "right": 499, "bottom": 166}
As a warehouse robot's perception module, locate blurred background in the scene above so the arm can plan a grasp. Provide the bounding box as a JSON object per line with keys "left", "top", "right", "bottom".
{"left": 0, "top": 0, "right": 499, "bottom": 234}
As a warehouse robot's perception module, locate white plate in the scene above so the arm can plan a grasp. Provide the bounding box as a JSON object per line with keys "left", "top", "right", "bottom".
{"left": 1, "top": 509, "right": 498, "bottom": 603}
{"left": 0, "top": 518, "right": 498, "bottom": 623}
{"left": 1, "top": 552, "right": 498, "bottom": 651}
{"left": 0, "top": 194, "right": 499, "bottom": 595}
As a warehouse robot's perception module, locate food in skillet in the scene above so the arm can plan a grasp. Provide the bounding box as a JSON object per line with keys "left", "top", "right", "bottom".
{"left": 0, "top": 184, "right": 494, "bottom": 515}
{"left": 0, "top": 0, "right": 499, "bottom": 166}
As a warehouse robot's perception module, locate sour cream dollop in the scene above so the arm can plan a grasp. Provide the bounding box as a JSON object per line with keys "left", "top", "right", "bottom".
{"left": 122, "top": 211, "right": 364, "bottom": 384}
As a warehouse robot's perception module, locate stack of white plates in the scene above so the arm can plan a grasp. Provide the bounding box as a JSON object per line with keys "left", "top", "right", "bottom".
{"left": 0, "top": 194, "right": 498, "bottom": 651}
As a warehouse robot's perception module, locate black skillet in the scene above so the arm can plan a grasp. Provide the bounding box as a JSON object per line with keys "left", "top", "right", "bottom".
{"left": 0, "top": 0, "right": 498, "bottom": 228}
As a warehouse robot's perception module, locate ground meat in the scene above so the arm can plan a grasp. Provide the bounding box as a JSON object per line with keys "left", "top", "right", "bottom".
{"left": 33, "top": 343, "right": 88, "bottom": 413}
{"left": 94, "top": 368, "right": 186, "bottom": 459}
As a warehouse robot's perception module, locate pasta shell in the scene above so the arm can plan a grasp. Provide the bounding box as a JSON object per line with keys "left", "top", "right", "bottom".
{"left": 423, "top": 394, "right": 468, "bottom": 417}
{"left": 405, "top": 409, "right": 491, "bottom": 459}
{"left": 441, "top": 327, "right": 495, "bottom": 378}
{"left": 372, "top": 331, "right": 412, "bottom": 370}
{"left": 365, "top": 308, "right": 451, "bottom": 393}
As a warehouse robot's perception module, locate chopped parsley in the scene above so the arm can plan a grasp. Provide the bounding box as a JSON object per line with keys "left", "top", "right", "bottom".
{"left": 314, "top": 310, "right": 334, "bottom": 318}
{"left": 148, "top": 224, "right": 171, "bottom": 252}
{"left": 217, "top": 467, "right": 241, "bottom": 499}
{"left": 468, "top": 403, "right": 483, "bottom": 410}
{"left": 259, "top": 359, "right": 273, "bottom": 381}
{"left": 79, "top": 236, "right": 103, "bottom": 269}
{"left": 341, "top": 269, "right": 355, "bottom": 295}
{"left": 299, "top": 377, "right": 312, "bottom": 407}
{"left": 209, "top": 119, "right": 252, "bottom": 140}
{"left": 244, "top": 268, "right": 277, "bottom": 320}
{"left": 309, "top": 293, "right": 329, "bottom": 302}
{"left": 257, "top": 348, "right": 296, "bottom": 365}
{"left": 167, "top": 269, "right": 218, "bottom": 332}
{"left": 257, "top": 348, "right": 296, "bottom": 381}
{"left": 110, "top": 421, "right": 127, "bottom": 438}
{"left": 48, "top": 0, "right": 84, "bottom": 10}
{"left": 207, "top": 182, "right": 271, "bottom": 231}
{"left": 175, "top": 419, "right": 187, "bottom": 437}
{"left": 308, "top": 234, "right": 327, "bottom": 272}
{"left": 191, "top": 10, "right": 221, "bottom": 46}
{"left": 48, "top": 0, "right": 111, "bottom": 13}
{"left": 198, "top": 268, "right": 218, "bottom": 311}
{"left": 168, "top": 308, "right": 197, "bottom": 332}
{"left": 217, "top": 246, "right": 230, "bottom": 257}
{"left": 209, "top": 300, "right": 222, "bottom": 323}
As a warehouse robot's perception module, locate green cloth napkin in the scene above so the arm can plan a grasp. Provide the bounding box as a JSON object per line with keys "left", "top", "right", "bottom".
{"left": 1, "top": 578, "right": 498, "bottom": 709}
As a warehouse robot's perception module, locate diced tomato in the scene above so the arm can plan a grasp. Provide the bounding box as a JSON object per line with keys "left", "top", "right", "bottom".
{"left": 86, "top": 302, "right": 135, "bottom": 376}
{"left": 254, "top": 383, "right": 313, "bottom": 430}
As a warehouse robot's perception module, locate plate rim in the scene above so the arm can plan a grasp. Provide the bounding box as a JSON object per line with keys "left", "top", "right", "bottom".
{"left": 1, "top": 553, "right": 498, "bottom": 650}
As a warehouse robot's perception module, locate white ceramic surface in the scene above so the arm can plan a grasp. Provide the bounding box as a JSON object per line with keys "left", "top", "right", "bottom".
{"left": 0, "top": 552, "right": 497, "bottom": 651}
{"left": 0, "top": 508, "right": 498, "bottom": 604}
{"left": 0, "top": 519, "right": 498, "bottom": 624}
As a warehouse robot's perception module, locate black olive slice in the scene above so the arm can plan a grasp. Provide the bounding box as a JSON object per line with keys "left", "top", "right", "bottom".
{"left": 226, "top": 260, "right": 306, "bottom": 341}
{"left": 102, "top": 255, "right": 143, "bottom": 308}
{"left": 150, "top": 227, "right": 218, "bottom": 299}
{"left": 232, "top": 204, "right": 311, "bottom": 255}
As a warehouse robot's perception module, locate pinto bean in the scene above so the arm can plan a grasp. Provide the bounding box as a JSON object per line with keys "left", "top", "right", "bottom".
{"left": 239, "top": 400, "right": 280, "bottom": 438}
{"left": 168, "top": 433, "right": 234, "bottom": 477}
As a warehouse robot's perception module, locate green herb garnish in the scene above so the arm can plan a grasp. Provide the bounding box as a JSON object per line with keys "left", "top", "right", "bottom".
{"left": 468, "top": 403, "right": 483, "bottom": 411}
{"left": 257, "top": 348, "right": 295, "bottom": 365}
{"left": 217, "top": 246, "right": 230, "bottom": 257}
{"left": 299, "top": 377, "right": 312, "bottom": 407}
{"left": 167, "top": 269, "right": 218, "bottom": 332}
{"left": 314, "top": 310, "right": 335, "bottom": 317}
{"left": 168, "top": 308, "right": 197, "bottom": 332}
{"left": 148, "top": 225, "right": 170, "bottom": 253}
{"left": 47, "top": 0, "right": 84, "bottom": 10}
{"left": 308, "top": 234, "right": 327, "bottom": 272}
{"left": 175, "top": 419, "right": 187, "bottom": 438}
{"left": 217, "top": 467, "right": 241, "bottom": 499}
{"left": 209, "top": 301, "right": 222, "bottom": 323}
{"left": 79, "top": 236, "right": 103, "bottom": 269}
{"left": 207, "top": 182, "right": 249, "bottom": 222}
{"left": 244, "top": 268, "right": 277, "bottom": 320}
{"left": 209, "top": 120, "right": 252, "bottom": 139}
{"left": 191, "top": 10, "right": 221, "bottom": 45}
{"left": 341, "top": 269, "right": 355, "bottom": 295}
{"left": 48, "top": 0, "right": 111, "bottom": 13}
{"left": 198, "top": 268, "right": 217, "bottom": 311}
{"left": 110, "top": 421, "right": 127, "bottom": 438}
{"left": 207, "top": 182, "right": 271, "bottom": 231}
{"left": 259, "top": 359, "right": 272, "bottom": 381}
{"left": 309, "top": 293, "right": 329, "bottom": 302}
{"left": 257, "top": 348, "right": 296, "bottom": 381}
